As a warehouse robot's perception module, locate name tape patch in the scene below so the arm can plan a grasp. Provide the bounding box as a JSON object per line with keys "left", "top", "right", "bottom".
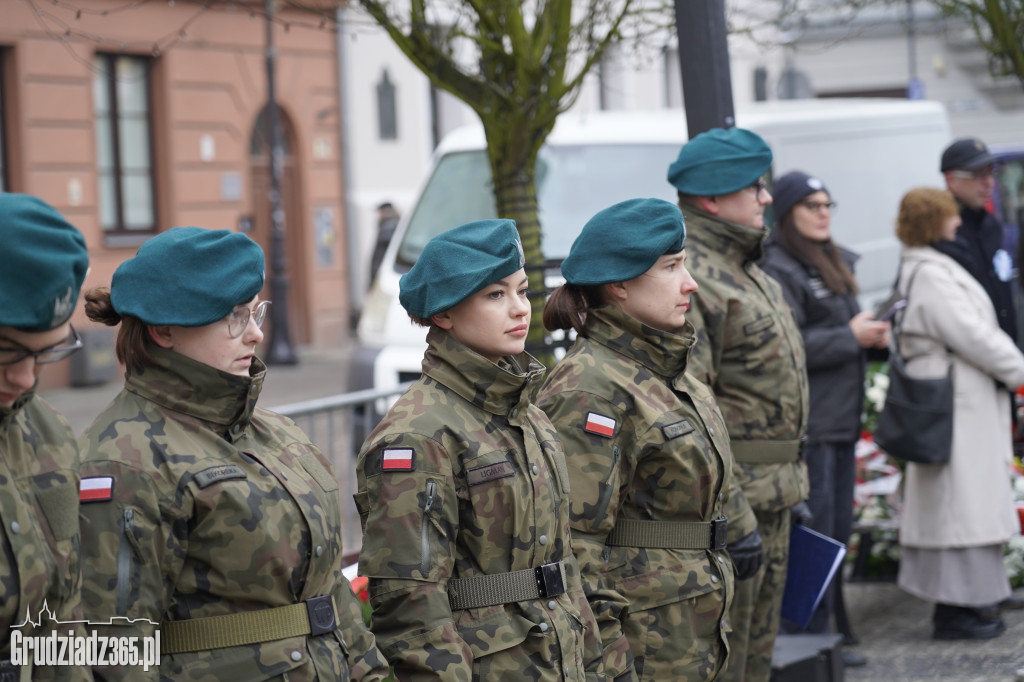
{"left": 79, "top": 476, "right": 114, "bottom": 503}
{"left": 584, "top": 412, "right": 616, "bottom": 438}
{"left": 194, "top": 464, "right": 247, "bottom": 489}
{"left": 467, "top": 460, "right": 516, "bottom": 486}
{"left": 662, "top": 419, "right": 695, "bottom": 440}
{"left": 381, "top": 448, "right": 415, "bottom": 472}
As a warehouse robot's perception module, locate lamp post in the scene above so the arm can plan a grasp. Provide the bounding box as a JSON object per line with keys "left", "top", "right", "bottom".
{"left": 674, "top": 0, "right": 736, "bottom": 137}
{"left": 264, "top": 0, "right": 297, "bottom": 364}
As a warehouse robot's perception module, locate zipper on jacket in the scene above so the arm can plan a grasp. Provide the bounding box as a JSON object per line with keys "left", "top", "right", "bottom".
{"left": 116, "top": 508, "right": 135, "bottom": 615}
{"left": 420, "top": 480, "right": 438, "bottom": 576}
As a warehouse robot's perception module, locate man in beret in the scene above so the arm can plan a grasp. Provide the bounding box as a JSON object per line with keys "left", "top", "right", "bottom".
{"left": 0, "top": 193, "right": 90, "bottom": 681}
{"left": 939, "top": 138, "right": 1017, "bottom": 343}
{"left": 667, "top": 128, "right": 811, "bottom": 682}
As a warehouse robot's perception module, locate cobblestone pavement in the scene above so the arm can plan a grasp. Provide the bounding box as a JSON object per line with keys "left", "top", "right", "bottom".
{"left": 842, "top": 581, "right": 1024, "bottom": 682}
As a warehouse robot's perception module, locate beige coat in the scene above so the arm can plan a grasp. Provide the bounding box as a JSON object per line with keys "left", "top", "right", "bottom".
{"left": 895, "top": 246, "right": 1024, "bottom": 549}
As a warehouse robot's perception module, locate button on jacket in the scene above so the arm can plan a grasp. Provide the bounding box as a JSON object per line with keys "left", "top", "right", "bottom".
{"left": 355, "top": 327, "right": 604, "bottom": 681}
{"left": 681, "top": 207, "right": 810, "bottom": 516}
{"left": 538, "top": 306, "right": 752, "bottom": 682}
{"left": 79, "top": 347, "right": 388, "bottom": 681}
{"left": 1, "top": 394, "right": 88, "bottom": 681}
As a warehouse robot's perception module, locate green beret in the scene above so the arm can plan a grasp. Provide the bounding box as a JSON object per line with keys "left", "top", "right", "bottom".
{"left": 399, "top": 219, "right": 526, "bottom": 318}
{"left": 561, "top": 198, "right": 685, "bottom": 286}
{"left": 667, "top": 127, "right": 773, "bottom": 196}
{"left": 111, "top": 227, "right": 265, "bottom": 327}
{"left": 0, "top": 193, "right": 89, "bottom": 331}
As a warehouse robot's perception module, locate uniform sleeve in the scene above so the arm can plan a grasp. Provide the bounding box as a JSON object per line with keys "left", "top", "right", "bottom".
{"left": 79, "top": 459, "right": 181, "bottom": 682}
{"left": 722, "top": 458, "right": 758, "bottom": 543}
{"left": 331, "top": 576, "right": 391, "bottom": 680}
{"left": 354, "top": 434, "right": 472, "bottom": 682}
{"left": 536, "top": 390, "right": 636, "bottom": 681}
{"left": 766, "top": 264, "right": 861, "bottom": 374}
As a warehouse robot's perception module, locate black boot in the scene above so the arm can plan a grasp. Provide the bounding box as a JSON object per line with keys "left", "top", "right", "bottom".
{"left": 932, "top": 603, "right": 1006, "bottom": 640}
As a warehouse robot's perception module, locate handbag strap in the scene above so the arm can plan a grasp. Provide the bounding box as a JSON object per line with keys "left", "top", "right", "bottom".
{"left": 891, "top": 258, "right": 951, "bottom": 365}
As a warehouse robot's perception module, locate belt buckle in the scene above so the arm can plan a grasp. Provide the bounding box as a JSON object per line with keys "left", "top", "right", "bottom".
{"left": 534, "top": 562, "right": 565, "bottom": 599}
{"left": 710, "top": 516, "right": 728, "bottom": 550}
{"left": 306, "top": 595, "right": 337, "bottom": 636}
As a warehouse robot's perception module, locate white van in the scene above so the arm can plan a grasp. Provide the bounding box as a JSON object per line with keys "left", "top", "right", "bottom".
{"left": 348, "top": 99, "right": 952, "bottom": 400}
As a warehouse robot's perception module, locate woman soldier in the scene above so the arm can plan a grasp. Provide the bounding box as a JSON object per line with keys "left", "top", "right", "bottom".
{"left": 355, "top": 219, "right": 606, "bottom": 680}
{"left": 537, "top": 198, "right": 757, "bottom": 681}
{"left": 78, "top": 227, "right": 389, "bottom": 681}
{"left": 0, "top": 193, "right": 90, "bottom": 681}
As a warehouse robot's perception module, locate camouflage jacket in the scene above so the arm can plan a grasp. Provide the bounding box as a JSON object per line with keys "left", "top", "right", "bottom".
{"left": 78, "top": 348, "right": 388, "bottom": 682}
{"left": 1, "top": 392, "right": 88, "bottom": 681}
{"left": 680, "top": 206, "right": 810, "bottom": 515}
{"left": 355, "top": 327, "right": 605, "bottom": 681}
{"left": 537, "top": 306, "right": 754, "bottom": 681}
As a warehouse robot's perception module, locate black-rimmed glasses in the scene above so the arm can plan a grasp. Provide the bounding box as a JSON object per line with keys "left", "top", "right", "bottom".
{"left": 225, "top": 301, "right": 271, "bottom": 338}
{"left": 0, "top": 326, "right": 84, "bottom": 366}
{"left": 749, "top": 178, "right": 768, "bottom": 196}
{"left": 799, "top": 200, "right": 837, "bottom": 213}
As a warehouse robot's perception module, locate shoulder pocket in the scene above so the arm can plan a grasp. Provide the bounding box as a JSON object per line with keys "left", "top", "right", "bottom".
{"left": 299, "top": 452, "right": 339, "bottom": 492}
{"left": 36, "top": 482, "right": 79, "bottom": 541}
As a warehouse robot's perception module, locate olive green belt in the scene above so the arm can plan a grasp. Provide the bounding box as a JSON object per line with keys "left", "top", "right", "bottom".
{"left": 447, "top": 560, "right": 567, "bottom": 611}
{"left": 730, "top": 438, "right": 805, "bottom": 464}
{"left": 606, "top": 517, "right": 728, "bottom": 550}
{"left": 161, "top": 595, "right": 338, "bottom": 654}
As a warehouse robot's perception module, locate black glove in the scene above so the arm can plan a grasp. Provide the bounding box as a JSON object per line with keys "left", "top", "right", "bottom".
{"left": 726, "top": 529, "right": 765, "bottom": 580}
{"left": 790, "top": 501, "right": 814, "bottom": 527}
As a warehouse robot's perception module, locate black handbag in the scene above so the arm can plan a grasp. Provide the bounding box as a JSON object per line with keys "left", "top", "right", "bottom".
{"left": 873, "top": 263, "right": 954, "bottom": 465}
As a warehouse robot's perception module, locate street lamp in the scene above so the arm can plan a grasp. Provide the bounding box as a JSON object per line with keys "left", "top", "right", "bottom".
{"left": 263, "top": 0, "right": 297, "bottom": 364}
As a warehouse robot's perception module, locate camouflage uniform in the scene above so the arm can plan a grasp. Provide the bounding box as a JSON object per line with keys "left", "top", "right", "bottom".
{"left": 78, "top": 347, "right": 388, "bottom": 682}
{"left": 1, "top": 393, "right": 88, "bottom": 681}
{"left": 355, "top": 327, "right": 605, "bottom": 681}
{"left": 680, "top": 206, "right": 810, "bottom": 682}
{"left": 537, "top": 305, "right": 756, "bottom": 682}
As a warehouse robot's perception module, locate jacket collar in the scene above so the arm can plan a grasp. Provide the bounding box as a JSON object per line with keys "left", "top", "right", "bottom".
{"left": 0, "top": 389, "right": 35, "bottom": 425}
{"left": 421, "top": 326, "right": 545, "bottom": 419}
{"left": 681, "top": 204, "right": 768, "bottom": 263}
{"left": 125, "top": 346, "right": 266, "bottom": 436}
{"left": 585, "top": 305, "right": 694, "bottom": 379}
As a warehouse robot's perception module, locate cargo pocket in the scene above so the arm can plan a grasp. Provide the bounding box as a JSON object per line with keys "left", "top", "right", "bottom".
{"left": 457, "top": 607, "right": 536, "bottom": 676}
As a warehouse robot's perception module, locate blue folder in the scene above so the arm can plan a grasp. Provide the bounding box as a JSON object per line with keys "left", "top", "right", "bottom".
{"left": 781, "top": 524, "right": 847, "bottom": 629}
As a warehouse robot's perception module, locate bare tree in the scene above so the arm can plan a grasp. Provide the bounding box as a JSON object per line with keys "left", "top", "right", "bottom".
{"left": 320, "top": 0, "right": 671, "bottom": 356}
{"left": 933, "top": 0, "right": 1024, "bottom": 90}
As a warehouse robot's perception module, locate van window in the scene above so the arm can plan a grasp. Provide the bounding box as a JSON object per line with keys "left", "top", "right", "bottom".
{"left": 395, "top": 143, "right": 680, "bottom": 270}
{"left": 997, "top": 157, "right": 1024, "bottom": 262}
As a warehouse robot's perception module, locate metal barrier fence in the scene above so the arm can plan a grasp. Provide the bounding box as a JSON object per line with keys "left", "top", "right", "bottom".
{"left": 271, "top": 382, "right": 414, "bottom": 560}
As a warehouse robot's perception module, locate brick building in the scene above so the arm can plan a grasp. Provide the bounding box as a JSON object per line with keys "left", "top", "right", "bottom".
{"left": 1, "top": 0, "right": 351, "bottom": 388}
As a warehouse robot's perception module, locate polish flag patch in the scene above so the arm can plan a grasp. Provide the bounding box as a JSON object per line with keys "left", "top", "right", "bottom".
{"left": 584, "top": 412, "right": 616, "bottom": 438}
{"left": 381, "top": 448, "right": 414, "bottom": 472}
{"left": 79, "top": 476, "right": 114, "bottom": 503}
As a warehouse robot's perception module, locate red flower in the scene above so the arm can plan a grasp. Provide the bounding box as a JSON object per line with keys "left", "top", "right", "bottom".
{"left": 350, "top": 575, "right": 369, "bottom": 602}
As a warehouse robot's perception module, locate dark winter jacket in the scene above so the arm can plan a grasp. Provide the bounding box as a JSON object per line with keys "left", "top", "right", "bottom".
{"left": 761, "top": 242, "right": 866, "bottom": 443}
{"left": 934, "top": 203, "right": 1017, "bottom": 342}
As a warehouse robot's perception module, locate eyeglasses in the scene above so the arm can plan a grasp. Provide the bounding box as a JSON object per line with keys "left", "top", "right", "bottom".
{"left": 799, "top": 200, "right": 837, "bottom": 213}
{"left": 0, "top": 326, "right": 84, "bottom": 366}
{"left": 225, "top": 301, "right": 271, "bottom": 338}
{"left": 749, "top": 178, "right": 768, "bottom": 196}
{"left": 950, "top": 166, "right": 1000, "bottom": 180}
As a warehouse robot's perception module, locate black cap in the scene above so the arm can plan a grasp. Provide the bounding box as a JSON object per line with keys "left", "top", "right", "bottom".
{"left": 940, "top": 138, "right": 997, "bottom": 172}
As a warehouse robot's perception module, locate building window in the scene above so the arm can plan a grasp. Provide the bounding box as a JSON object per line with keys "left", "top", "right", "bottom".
{"left": 376, "top": 69, "right": 397, "bottom": 140}
{"left": 93, "top": 54, "right": 156, "bottom": 233}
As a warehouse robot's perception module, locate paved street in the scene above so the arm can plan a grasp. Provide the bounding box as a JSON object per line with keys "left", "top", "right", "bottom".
{"left": 41, "top": 346, "right": 1024, "bottom": 681}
